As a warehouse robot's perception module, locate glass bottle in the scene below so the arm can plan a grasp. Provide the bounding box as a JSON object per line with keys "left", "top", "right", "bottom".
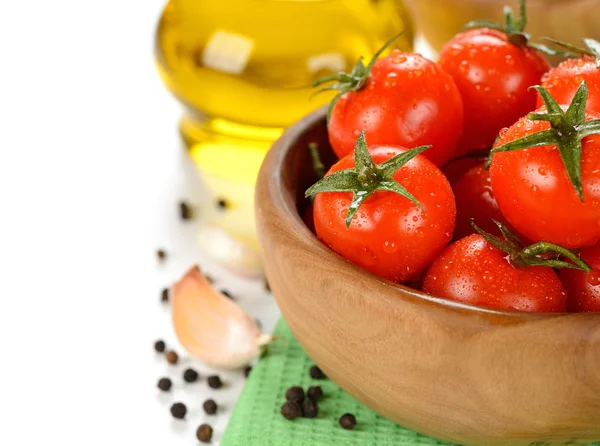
{"left": 155, "top": 0, "right": 414, "bottom": 273}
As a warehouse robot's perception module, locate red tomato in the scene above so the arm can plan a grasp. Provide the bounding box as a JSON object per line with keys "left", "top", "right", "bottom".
{"left": 422, "top": 234, "right": 567, "bottom": 312}
{"left": 441, "top": 155, "right": 486, "bottom": 187}
{"left": 559, "top": 242, "right": 600, "bottom": 312}
{"left": 453, "top": 164, "right": 514, "bottom": 240}
{"left": 489, "top": 107, "right": 600, "bottom": 248}
{"left": 538, "top": 56, "right": 600, "bottom": 112}
{"left": 438, "top": 28, "right": 550, "bottom": 154}
{"left": 328, "top": 51, "right": 464, "bottom": 166}
{"left": 313, "top": 146, "right": 456, "bottom": 283}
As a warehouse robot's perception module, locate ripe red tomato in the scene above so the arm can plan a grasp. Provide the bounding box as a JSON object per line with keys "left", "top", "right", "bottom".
{"left": 313, "top": 146, "right": 456, "bottom": 283}
{"left": 422, "top": 234, "right": 567, "bottom": 312}
{"left": 489, "top": 107, "right": 600, "bottom": 249}
{"left": 538, "top": 56, "right": 600, "bottom": 112}
{"left": 327, "top": 51, "right": 464, "bottom": 166}
{"left": 453, "top": 163, "right": 515, "bottom": 240}
{"left": 441, "top": 155, "right": 486, "bottom": 187}
{"left": 438, "top": 28, "right": 550, "bottom": 154}
{"left": 559, "top": 242, "right": 600, "bottom": 312}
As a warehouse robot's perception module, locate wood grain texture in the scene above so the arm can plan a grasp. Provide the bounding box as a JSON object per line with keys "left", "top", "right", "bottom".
{"left": 255, "top": 107, "right": 600, "bottom": 446}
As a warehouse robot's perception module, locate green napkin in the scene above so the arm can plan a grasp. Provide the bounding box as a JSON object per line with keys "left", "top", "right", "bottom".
{"left": 222, "top": 319, "right": 456, "bottom": 445}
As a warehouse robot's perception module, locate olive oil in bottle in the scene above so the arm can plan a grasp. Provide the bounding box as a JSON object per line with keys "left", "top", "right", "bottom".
{"left": 154, "top": 0, "right": 413, "bottom": 262}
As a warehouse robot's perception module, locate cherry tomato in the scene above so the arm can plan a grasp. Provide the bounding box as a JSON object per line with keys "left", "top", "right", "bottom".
{"left": 538, "top": 56, "right": 600, "bottom": 112}
{"left": 559, "top": 242, "right": 600, "bottom": 312}
{"left": 438, "top": 28, "right": 550, "bottom": 154}
{"left": 489, "top": 107, "right": 600, "bottom": 249}
{"left": 313, "top": 146, "right": 456, "bottom": 283}
{"left": 441, "top": 155, "right": 486, "bottom": 187}
{"left": 328, "top": 51, "right": 464, "bottom": 166}
{"left": 422, "top": 234, "right": 567, "bottom": 312}
{"left": 453, "top": 163, "right": 515, "bottom": 240}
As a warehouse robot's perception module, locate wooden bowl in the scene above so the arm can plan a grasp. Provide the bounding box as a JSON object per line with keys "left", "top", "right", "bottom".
{"left": 255, "top": 107, "right": 600, "bottom": 446}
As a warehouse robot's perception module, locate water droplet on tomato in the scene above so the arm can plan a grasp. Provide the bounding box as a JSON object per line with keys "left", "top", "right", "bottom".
{"left": 483, "top": 274, "right": 494, "bottom": 283}
{"left": 383, "top": 241, "right": 398, "bottom": 254}
{"left": 472, "top": 285, "right": 479, "bottom": 291}
{"left": 415, "top": 228, "right": 424, "bottom": 237}
{"left": 412, "top": 216, "right": 418, "bottom": 222}
{"left": 588, "top": 269, "right": 600, "bottom": 286}
{"left": 538, "top": 166, "right": 547, "bottom": 176}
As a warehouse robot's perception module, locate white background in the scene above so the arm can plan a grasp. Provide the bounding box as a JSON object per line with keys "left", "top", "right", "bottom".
{"left": 0, "top": 1, "right": 282, "bottom": 444}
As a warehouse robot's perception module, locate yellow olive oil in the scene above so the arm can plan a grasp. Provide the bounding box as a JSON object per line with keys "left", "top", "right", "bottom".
{"left": 155, "top": 0, "right": 413, "bottom": 251}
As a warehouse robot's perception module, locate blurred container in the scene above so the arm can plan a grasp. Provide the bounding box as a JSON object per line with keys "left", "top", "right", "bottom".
{"left": 405, "top": 0, "right": 600, "bottom": 60}
{"left": 154, "top": 0, "right": 413, "bottom": 271}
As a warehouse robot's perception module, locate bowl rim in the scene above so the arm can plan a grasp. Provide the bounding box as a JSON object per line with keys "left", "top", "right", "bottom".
{"left": 262, "top": 105, "right": 598, "bottom": 320}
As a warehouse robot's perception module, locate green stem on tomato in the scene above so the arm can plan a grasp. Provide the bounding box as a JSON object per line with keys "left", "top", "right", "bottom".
{"left": 305, "top": 130, "right": 429, "bottom": 228}
{"left": 470, "top": 219, "right": 591, "bottom": 272}
{"left": 490, "top": 81, "right": 600, "bottom": 201}
{"left": 463, "top": 0, "right": 569, "bottom": 57}
{"left": 311, "top": 32, "right": 403, "bottom": 122}
{"left": 541, "top": 37, "right": 600, "bottom": 68}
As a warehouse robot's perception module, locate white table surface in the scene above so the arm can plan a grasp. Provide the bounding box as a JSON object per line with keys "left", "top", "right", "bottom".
{"left": 0, "top": 3, "right": 434, "bottom": 444}
{"left": 1, "top": 1, "right": 279, "bottom": 444}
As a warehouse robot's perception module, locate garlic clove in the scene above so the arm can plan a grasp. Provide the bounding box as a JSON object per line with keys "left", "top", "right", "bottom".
{"left": 172, "top": 265, "right": 272, "bottom": 369}
{"left": 196, "top": 224, "right": 264, "bottom": 279}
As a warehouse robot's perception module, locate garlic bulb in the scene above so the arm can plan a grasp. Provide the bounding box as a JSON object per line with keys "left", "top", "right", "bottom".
{"left": 172, "top": 265, "right": 273, "bottom": 369}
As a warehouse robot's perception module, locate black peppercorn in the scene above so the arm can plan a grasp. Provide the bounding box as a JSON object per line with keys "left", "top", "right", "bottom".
{"left": 285, "top": 386, "right": 305, "bottom": 404}
{"left": 216, "top": 198, "right": 229, "bottom": 210}
{"left": 170, "top": 402, "right": 187, "bottom": 419}
{"left": 309, "top": 365, "right": 325, "bottom": 379}
{"left": 196, "top": 424, "right": 213, "bottom": 443}
{"left": 157, "top": 249, "right": 166, "bottom": 261}
{"left": 157, "top": 377, "right": 172, "bottom": 392}
{"left": 280, "top": 401, "right": 301, "bottom": 420}
{"left": 161, "top": 288, "right": 169, "bottom": 303}
{"left": 339, "top": 413, "right": 356, "bottom": 430}
{"left": 302, "top": 400, "right": 319, "bottom": 418}
{"left": 166, "top": 350, "right": 179, "bottom": 365}
{"left": 183, "top": 368, "right": 199, "bottom": 383}
{"left": 220, "top": 290, "right": 234, "bottom": 299}
{"left": 154, "top": 340, "right": 166, "bottom": 353}
{"left": 203, "top": 399, "right": 217, "bottom": 415}
{"left": 243, "top": 365, "right": 252, "bottom": 378}
{"left": 207, "top": 375, "right": 222, "bottom": 389}
{"left": 307, "top": 386, "right": 323, "bottom": 401}
{"left": 179, "top": 201, "right": 193, "bottom": 220}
